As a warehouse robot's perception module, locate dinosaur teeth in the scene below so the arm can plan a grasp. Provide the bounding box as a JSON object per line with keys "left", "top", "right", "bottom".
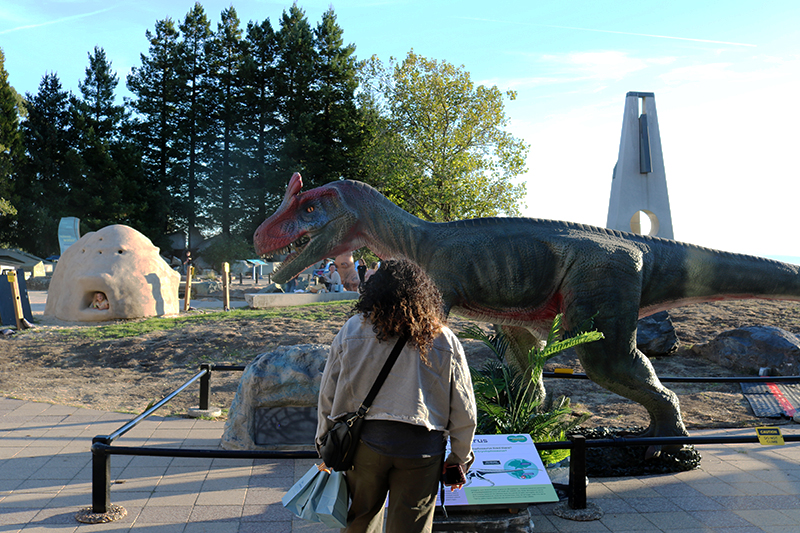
{"left": 287, "top": 235, "right": 310, "bottom": 253}
{"left": 275, "top": 234, "right": 310, "bottom": 271}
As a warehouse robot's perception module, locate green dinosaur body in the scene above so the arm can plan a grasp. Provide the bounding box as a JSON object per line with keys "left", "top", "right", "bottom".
{"left": 254, "top": 173, "right": 800, "bottom": 438}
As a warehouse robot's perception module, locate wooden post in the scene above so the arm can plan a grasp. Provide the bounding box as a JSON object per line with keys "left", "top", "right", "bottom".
{"left": 6, "top": 271, "right": 28, "bottom": 330}
{"left": 183, "top": 266, "right": 193, "bottom": 311}
{"left": 222, "top": 262, "right": 230, "bottom": 311}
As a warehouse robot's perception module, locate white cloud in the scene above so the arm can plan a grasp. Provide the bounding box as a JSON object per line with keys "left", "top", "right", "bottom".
{"left": 546, "top": 51, "right": 650, "bottom": 79}
{"left": 481, "top": 51, "right": 675, "bottom": 92}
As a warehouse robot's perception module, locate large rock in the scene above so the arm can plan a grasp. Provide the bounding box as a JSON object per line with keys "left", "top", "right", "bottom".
{"left": 636, "top": 311, "right": 679, "bottom": 356}
{"left": 691, "top": 325, "right": 800, "bottom": 375}
{"left": 44, "top": 225, "right": 180, "bottom": 322}
{"left": 189, "top": 280, "right": 223, "bottom": 297}
{"left": 222, "top": 344, "right": 329, "bottom": 450}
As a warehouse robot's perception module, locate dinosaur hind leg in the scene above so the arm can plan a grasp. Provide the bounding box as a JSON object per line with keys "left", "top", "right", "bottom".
{"left": 576, "top": 339, "right": 687, "bottom": 439}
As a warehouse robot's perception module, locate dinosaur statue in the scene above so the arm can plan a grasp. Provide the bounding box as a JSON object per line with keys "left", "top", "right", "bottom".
{"left": 254, "top": 173, "right": 800, "bottom": 440}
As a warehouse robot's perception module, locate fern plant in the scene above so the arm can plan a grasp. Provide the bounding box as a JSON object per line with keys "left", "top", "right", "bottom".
{"left": 461, "top": 315, "right": 603, "bottom": 464}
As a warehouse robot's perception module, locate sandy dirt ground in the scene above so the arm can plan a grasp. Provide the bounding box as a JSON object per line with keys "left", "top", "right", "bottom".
{"left": 3, "top": 287, "right": 800, "bottom": 433}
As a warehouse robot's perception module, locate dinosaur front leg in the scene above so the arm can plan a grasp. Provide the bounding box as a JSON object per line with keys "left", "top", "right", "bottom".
{"left": 496, "top": 325, "right": 547, "bottom": 404}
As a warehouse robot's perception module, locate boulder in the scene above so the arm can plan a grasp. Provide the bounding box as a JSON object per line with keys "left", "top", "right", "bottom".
{"left": 222, "top": 344, "right": 329, "bottom": 450}
{"left": 636, "top": 311, "right": 679, "bottom": 356}
{"left": 189, "top": 280, "right": 223, "bottom": 297}
{"left": 690, "top": 325, "right": 800, "bottom": 376}
{"left": 25, "top": 276, "right": 51, "bottom": 291}
{"left": 44, "top": 225, "right": 180, "bottom": 322}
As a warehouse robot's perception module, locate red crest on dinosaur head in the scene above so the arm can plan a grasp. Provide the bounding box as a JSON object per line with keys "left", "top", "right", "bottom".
{"left": 282, "top": 172, "right": 303, "bottom": 208}
{"left": 253, "top": 173, "right": 306, "bottom": 256}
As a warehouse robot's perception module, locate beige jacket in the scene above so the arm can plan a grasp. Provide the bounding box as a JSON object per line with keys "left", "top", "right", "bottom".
{"left": 316, "top": 315, "right": 477, "bottom": 465}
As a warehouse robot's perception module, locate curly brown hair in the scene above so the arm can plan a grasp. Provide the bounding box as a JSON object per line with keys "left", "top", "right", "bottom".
{"left": 353, "top": 259, "right": 444, "bottom": 361}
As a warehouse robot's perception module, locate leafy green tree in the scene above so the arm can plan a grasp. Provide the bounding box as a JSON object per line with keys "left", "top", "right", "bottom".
{"left": 127, "top": 17, "right": 182, "bottom": 239}
{"left": 358, "top": 51, "right": 529, "bottom": 222}
{"left": 199, "top": 234, "right": 255, "bottom": 272}
{"left": 0, "top": 48, "right": 24, "bottom": 233}
{"left": 0, "top": 198, "right": 14, "bottom": 217}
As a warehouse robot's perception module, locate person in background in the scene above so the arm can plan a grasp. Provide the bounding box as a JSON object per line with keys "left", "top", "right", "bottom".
{"left": 89, "top": 292, "right": 109, "bottom": 310}
{"left": 316, "top": 259, "right": 477, "bottom": 533}
{"left": 182, "top": 250, "right": 192, "bottom": 276}
{"left": 285, "top": 272, "right": 298, "bottom": 293}
{"left": 357, "top": 262, "right": 367, "bottom": 286}
{"left": 324, "top": 263, "right": 342, "bottom": 291}
{"left": 364, "top": 261, "right": 378, "bottom": 282}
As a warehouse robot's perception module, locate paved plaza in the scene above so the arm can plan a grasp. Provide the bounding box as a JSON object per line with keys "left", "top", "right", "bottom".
{"left": 7, "top": 289, "right": 800, "bottom": 531}
{"left": 2, "top": 397, "right": 800, "bottom": 532}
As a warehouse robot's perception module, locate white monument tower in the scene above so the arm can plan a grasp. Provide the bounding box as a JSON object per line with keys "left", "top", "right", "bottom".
{"left": 606, "top": 92, "right": 674, "bottom": 239}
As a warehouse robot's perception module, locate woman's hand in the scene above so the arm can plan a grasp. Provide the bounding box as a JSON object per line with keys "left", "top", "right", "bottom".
{"left": 442, "top": 462, "right": 466, "bottom": 490}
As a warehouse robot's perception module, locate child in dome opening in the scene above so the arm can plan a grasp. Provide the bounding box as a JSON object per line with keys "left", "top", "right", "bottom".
{"left": 90, "top": 292, "right": 109, "bottom": 310}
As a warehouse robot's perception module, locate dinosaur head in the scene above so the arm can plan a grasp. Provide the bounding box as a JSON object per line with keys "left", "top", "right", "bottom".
{"left": 253, "top": 173, "right": 363, "bottom": 283}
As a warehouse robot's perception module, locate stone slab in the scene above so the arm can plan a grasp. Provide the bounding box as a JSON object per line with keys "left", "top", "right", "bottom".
{"left": 245, "top": 291, "right": 358, "bottom": 308}
{"left": 253, "top": 407, "right": 317, "bottom": 446}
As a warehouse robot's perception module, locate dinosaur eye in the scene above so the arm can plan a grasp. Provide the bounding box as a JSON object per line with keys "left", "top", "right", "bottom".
{"left": 306, "top": 205, "right": 315, "bottom": 213}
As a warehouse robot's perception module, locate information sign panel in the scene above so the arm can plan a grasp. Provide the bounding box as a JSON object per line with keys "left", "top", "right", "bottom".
{"left": 439, "top": 434, "right": 558, "bottom": 507}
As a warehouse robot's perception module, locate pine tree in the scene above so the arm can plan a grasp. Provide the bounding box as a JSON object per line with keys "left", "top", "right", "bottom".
{"left": 176, "top": 2, "right": 213, "bottom": 249}
{"left": 127, "top": 17, "right": 181, "bottom": 238}
{"left": 12, "top": 73, "right": 80, "bottom": 255}
{"left": 73, "top": 47, "right": 145, "bottom": 231}
{"left": 274, "top": 5, "right": 317, "bottom": 185}
{"left": 309, "top": 8, "right": 363, "bottom": 182}
{"left": 78, "top": 47, "right": 124, "bottom": 140}
{"left": 240, "top": 18, "right": 279, "bottom": 234}
{"left": 204, "top": 6, "right": 245, "bottom": 237}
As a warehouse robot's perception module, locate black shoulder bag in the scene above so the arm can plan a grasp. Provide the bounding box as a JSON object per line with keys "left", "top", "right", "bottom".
{"left": 319, "top": 334, "right": 409, "bottom": 471}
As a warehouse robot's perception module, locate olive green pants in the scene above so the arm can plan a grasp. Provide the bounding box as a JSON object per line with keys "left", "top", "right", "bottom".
{"left": 343, "top": 441, "right": 442, "bottom": 533}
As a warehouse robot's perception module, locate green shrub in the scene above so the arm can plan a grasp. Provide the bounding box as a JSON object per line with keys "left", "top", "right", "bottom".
{"left": 200, "top": 235, "right": 255, "bottom": 272}
{"left": 461, "top": 315, "right": 602, "bottom": 464}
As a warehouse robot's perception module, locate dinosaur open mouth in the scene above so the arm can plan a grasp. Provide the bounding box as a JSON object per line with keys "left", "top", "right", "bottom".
{"left": 270, "top": 234, "right": 311, "bottom": 274}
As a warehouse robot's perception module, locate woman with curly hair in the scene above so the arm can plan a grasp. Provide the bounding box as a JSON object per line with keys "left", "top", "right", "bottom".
{"left": 316, "top": 259, "right": 477, "bottom": 533}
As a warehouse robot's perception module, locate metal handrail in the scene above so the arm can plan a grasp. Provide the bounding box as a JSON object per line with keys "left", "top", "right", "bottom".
{"left": 544, "top": 371, "right": 800, "bottom": 383}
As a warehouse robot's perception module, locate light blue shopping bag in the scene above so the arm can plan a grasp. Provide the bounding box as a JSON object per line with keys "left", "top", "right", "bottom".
{"left": 312, "top": 470, "right": 348, "bottom": 528}
{"left": 282, "top": 464, "right": 326, "bottom": 519}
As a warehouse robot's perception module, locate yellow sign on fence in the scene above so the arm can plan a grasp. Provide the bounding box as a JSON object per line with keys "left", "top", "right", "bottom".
{"left": 756, "top": 427, "right": 785, "bottom": 446}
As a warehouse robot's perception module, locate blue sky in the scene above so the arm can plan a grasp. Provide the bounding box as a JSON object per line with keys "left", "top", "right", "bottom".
{"left": 2, "top": 0, "right": 800, "bottom": 259}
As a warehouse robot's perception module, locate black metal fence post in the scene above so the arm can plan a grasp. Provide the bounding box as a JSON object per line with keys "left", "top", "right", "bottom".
{"left": 92, "top": 436, "right": 111, "bottom": 514}
{"left": 568, "top": 434, "right": 587, "bottom": 510}
{"left": 199, "top": 364, "right": 211, "bottom": 411}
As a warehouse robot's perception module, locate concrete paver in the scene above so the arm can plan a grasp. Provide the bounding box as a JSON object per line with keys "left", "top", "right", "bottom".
{"left": 2, "top": 398, "right": 800, "bottom": 531}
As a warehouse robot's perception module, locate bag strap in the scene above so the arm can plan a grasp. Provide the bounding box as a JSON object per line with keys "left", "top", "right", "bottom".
{"left": 356, "top": 334, "right": 409, "bottom": 417}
